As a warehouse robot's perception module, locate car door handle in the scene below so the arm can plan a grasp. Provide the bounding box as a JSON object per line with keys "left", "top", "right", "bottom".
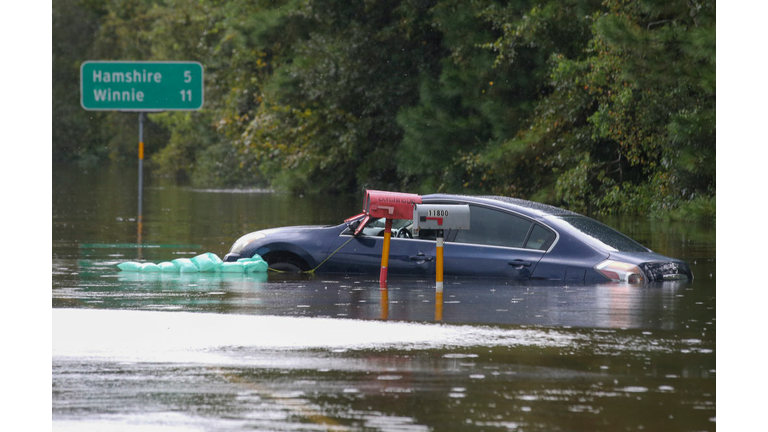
{"left": 508, "top": 260, "right": 532, "bottom": 267}
{"left": 410, "top": 253, "right": 434, "bottom": 263}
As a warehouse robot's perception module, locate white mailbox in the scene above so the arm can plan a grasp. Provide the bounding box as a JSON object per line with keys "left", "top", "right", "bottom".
{"left": 412, "top": 204, "right": 470, "bottom": 235}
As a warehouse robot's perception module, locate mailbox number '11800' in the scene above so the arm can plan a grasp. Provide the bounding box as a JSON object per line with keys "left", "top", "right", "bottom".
{"left": 427, "top": 209, "right": 449, "bottom": 217}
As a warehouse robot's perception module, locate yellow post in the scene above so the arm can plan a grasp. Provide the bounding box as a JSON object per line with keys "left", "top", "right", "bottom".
{"left": 435, "top": 291, "right": 443, "bottom": 322}
{"left": 380, "top": 288, "right": 389, "bottom": 320}
{"left": 436, "top": 230, "right": 444, "bottom": 293}
{"left": 379, "top": 218, "right": 393, "bottom": 288}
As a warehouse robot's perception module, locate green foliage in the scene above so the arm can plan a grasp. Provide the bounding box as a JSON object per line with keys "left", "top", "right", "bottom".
{"left": 52, "top": 0, "right": 715, "bottom": 217}
{"left": 461, "top": 0, "right": 715, "bottom": 217}
{"left": 53, "top": 0, "right": 112, "bottom": 163}
{"left": 666, "top": 195, "right": 716, "bottom": 223}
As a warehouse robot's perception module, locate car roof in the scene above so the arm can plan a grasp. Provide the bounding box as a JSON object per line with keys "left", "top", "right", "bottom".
{"left": 422, "top": 194, "right": 580, "bottom": 219}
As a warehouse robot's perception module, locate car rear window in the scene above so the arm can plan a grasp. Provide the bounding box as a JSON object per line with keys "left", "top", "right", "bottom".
{"left": 525, "top": 224, "right": 556, "bottom": 251}
{"left": 453, "top": 206, "right": 532, "bottom": 248}
{"left": 556, "top": 216, "right": 648, "bottom": 252}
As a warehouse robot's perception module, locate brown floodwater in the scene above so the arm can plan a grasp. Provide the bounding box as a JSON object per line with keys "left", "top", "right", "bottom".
{"left": 53, "top": 164, "right": 715, "bottom": 431}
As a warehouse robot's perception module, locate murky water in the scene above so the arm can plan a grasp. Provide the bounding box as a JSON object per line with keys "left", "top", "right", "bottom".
{"left": 53, "top": 165, "right": 716, "bottom": 431}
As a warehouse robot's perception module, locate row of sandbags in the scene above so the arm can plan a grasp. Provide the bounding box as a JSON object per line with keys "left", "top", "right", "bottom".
{"left": 117, "top": 253, "right": 268, "bottom": 273}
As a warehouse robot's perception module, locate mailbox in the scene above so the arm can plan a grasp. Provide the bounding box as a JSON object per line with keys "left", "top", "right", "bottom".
{"left": 355, "top": 190, "right": 422, "bottom": 237}
{"left": 412, "top": 204, "right": 470, "bottom": 235}
{"left": 356, "top": 190, "right": 422, "bottom": 287}
{"left": 364, "top": 190, "right": 422, "bottom": 219}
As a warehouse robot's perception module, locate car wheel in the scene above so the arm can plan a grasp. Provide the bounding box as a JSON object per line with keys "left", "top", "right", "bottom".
{"left": 270, "top": 261, "right": 304, "bottom": 273}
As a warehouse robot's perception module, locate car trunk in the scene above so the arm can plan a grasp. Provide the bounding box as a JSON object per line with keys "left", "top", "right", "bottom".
{"left": 608, "top": 251, "right": 693, "bottom": 282}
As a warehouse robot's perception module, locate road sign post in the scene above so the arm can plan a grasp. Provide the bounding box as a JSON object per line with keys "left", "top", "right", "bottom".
{"left": 81, "top": 61, "right": 204, "bottom": 250}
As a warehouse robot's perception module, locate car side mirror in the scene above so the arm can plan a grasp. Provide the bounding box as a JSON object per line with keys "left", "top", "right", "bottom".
{"left": 347, "top": 220, "right": 360, "bottom": 234}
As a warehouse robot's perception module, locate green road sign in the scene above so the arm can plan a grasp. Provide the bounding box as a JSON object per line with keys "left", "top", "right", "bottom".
{"left": 81, "top": 61, "right": 204, "bottom": 111}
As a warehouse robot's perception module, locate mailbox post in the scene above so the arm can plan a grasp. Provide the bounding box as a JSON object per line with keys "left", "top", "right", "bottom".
{"left": 357, "top": 190, "right": 422, "bottom": 288}
{"left": 413, "top": 204, "right": 470, "bottom": 293}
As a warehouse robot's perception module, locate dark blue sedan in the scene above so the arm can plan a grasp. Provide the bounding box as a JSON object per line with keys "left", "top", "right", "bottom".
{"left": 224, "top": 194, "right": 692, "bottom": 284}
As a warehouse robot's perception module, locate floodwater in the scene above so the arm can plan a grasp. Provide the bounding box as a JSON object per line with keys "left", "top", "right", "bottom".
{"left": 52, "top": 165, "right": 716, "bottom": 431}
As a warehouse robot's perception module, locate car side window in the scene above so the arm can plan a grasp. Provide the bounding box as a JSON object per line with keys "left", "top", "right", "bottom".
{"left": 342, "top": 218, "right": 421, "bottom": 238}
{"left": 453, "top": 206, "right": 532, "bottom": 248}
{"left": 524, "top": 224, "right": 555, "bottom": 251}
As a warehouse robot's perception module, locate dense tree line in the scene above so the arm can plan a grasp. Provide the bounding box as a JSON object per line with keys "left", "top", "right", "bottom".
{"left": 53, "top": 0, "right": 715, "bottom": 220}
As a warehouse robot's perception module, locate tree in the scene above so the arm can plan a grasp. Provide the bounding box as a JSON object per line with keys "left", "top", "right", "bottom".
{"left": 465, "top": 0, "right": 715, "bottom": 217}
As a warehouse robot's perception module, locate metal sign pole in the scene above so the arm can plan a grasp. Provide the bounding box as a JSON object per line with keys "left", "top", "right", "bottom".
{"left": 138, "top": 112, "right": 144, "bottom": 216}
{"left": 137, "top": 112, "right": 144, "bottom": 255}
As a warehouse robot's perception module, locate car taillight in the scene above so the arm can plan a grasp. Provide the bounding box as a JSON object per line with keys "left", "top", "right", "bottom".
{"left": 595, "top": 260, "right": 645, "bottom": 283}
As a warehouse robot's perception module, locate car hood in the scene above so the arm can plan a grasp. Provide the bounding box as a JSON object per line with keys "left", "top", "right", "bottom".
{"left": 259, "top": 224, "right": 342, "bottom": 234}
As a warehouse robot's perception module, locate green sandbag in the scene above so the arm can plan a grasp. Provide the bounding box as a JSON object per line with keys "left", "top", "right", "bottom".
{"left": 191, "top": 253, "right": 219, "bottom": 272}
{"left": 157, "top": 262, "right": 178, "bottom": 272}
{"left": 172, "top": 258, "right": 199, "bottom": 273}
{"left": 206, "top": 252, "right": 223, "bottom": 265}
{"left": 243, "top": 260, "right": 269, "bottom": 273}
{"left": 237, "top": 254, "right": 264, "bottom": 263}
{"left": 220, "top": 262, "right": 245, "bottom": 273}
{"left": 141, "top": 262, "right": 160, "bottom": 272}
{"left": 117, "top": 262, "right": 142, "bottom": 272}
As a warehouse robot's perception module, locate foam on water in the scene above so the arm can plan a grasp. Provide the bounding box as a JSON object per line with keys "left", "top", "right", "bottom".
{"left": 53, "top": 309, "right": 572, "bottom": 363}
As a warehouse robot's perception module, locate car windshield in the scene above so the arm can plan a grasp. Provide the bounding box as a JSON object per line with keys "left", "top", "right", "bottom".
{"left": 555, "top": 216, "right": 649, "bottom": 252}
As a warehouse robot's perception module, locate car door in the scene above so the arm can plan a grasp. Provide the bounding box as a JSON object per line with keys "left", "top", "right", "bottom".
{"left": 321, "top": 219, "right": 435, "bottom": 276}
{"left": 442, "top": 205, "right": 553, "bottom": 279}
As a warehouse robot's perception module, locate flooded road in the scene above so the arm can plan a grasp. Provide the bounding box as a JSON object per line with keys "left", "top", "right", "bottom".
{"left": 53, "top": 165, "right": 716, "bottom": 431}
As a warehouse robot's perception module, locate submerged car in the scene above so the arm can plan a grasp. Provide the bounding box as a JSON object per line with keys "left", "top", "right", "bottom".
{"left": 224, "top": 194, "right": 692, "bottom": 284}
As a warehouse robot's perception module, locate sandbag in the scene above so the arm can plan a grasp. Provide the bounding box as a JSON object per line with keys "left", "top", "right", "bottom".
{"left": 117, "top": 253, "right": 235, "bottom": 274}
{"left": 141, "top": 262, "right": 160, "bottom": 272}
{"left": 157, "top": 262, "right": 178, "bottom": 272}
{"left": 191, "top": 253, "right": 219, "bottom": 272}
{"left": 206, "top": 252, "right": 224, "bottom": 265}
{"left": 237, "top": 254, "right": 264, "bottom": 263}
{"left": 243, "top": 260, "right": 269, "bottom": 273}
{"left": 117, "top": 262, "right": 142, "bottom": 272}
{"left": 172, "top": 258, "right": 200, "bottom": 273}
{"left": 220, "top": 262, "right": 245, "bottom": 273}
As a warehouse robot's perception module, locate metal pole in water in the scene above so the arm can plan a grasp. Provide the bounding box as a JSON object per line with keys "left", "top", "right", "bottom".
{"left": 138, "top": 112, "right": 144, "bottom": 216}
{"left": 137, "top": 112, "right": 144, "bottom": 253}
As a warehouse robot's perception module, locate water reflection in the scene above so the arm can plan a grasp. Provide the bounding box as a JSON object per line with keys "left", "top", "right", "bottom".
{"left": 56, "top": 262, "right": 703, "bottom": 331}
{"left": 380, "top": 288, "right": 388, "bottom": 320}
